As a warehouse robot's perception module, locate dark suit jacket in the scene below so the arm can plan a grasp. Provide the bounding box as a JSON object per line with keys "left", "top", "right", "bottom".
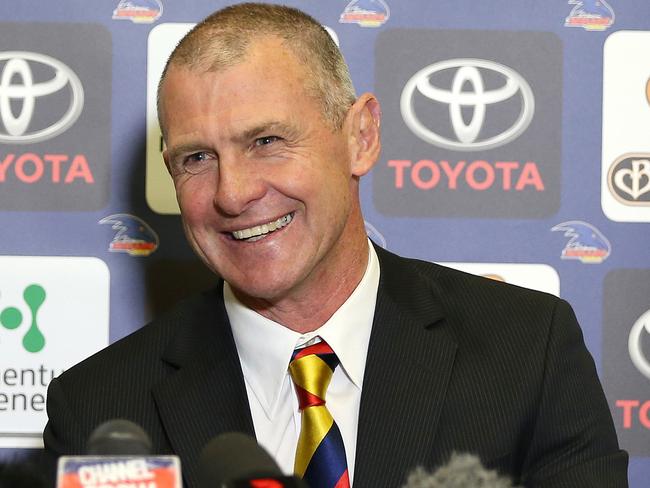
{"left": 43, "top": 246, "right": 628, "bottom": 487}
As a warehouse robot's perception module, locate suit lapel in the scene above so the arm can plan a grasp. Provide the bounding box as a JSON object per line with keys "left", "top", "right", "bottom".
{"left": 149, "top": 249, "right": 456, "bottom": 487}
{"left": 354, "top": 247, "right": 458, "bottom": 488}
{"left": 152, "top": 285, "right": 255, "bottom": 487}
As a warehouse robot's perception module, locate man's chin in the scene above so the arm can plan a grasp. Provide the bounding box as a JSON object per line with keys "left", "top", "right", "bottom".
{"left": 228, "top": 281, "right": 290, "bottom": 308}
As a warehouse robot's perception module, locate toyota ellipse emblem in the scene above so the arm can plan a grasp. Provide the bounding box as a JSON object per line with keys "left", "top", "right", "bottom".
{"left": 400, "top": 58, "right": 535, "bottom": 151}
{"left": 629, "top": 309, "right": 650, "bottom": 380}
{"left": 0, "top": 51, "right": 84, "bottom": 143}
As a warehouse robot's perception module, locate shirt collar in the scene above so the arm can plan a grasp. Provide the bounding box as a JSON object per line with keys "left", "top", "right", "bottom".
{"left": 225, "top": 240, "right": 380, "bottom": 419}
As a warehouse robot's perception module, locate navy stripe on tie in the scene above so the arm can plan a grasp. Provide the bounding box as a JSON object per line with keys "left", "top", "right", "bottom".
{"left": 303, "top": 421, "right": 348, "bottom": 488}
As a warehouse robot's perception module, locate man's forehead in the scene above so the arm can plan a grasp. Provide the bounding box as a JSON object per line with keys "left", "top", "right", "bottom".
{"left": 167, "top": 35, "right": 304, "bottom": 80}
{"left": 166, "top": 54, "right": 306, "bottom": 111}
{"left": 161, "top": 43, "right": 313, "bottom": 116}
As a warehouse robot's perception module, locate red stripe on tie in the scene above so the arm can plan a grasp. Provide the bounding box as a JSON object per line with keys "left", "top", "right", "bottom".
{"left": 334, "top": 469, "right": 350, "bottom": 488}
{"left": 293, "top": 342, "right": 333, "bottom": 360}
{"left": 295, "top": 384, "right": 325, "bottom": 409}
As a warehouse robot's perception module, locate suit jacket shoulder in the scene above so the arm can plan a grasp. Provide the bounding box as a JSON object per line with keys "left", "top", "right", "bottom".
{"left": 357, "top": 246, "right": 627, "bottom": 487}
{"left": 42, "top": 285, "right": 255, "bottom": 486}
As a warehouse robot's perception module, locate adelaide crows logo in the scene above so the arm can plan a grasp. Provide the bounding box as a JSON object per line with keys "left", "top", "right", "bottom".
{"left": 99, "top": 214, "right": 159, "bottom": 256}
{"left": 551, "top": 220, "right": 611, "bottom": 263}
{"left": 112, "top": 0, "right": 162, "bottom": 24}
{"left": 339, "top": 0, "right": 389, "bottom": 28}
{"left": 565, "top": 0, "right": 614, "bottom": 31}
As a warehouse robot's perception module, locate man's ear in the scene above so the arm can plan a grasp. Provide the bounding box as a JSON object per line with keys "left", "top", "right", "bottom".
{"left": 347, "top": 93, "right": 381, "bottom": 177}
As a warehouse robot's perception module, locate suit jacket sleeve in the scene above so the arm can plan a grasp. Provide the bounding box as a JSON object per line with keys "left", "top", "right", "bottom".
{"left": 521, "top": 298, "right": 627, "bottom": 487}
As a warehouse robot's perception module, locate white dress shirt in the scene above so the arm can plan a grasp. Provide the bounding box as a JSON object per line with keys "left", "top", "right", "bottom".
{"left": 225, "top": 241, "right": 380, "bottom": 486}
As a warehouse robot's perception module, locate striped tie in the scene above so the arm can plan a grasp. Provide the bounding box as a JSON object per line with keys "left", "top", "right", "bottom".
{"left": 289, "top": 341, "right": 350, "bottom": 488}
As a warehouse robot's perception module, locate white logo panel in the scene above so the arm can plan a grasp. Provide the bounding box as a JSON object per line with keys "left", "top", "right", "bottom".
{"left": 602, "top": 31, "right": 650, "bottom": 221}
{"left": 437, "top": 262, "right": 560, "bottom": 296}
{"left": 0, "top": 256, "right": 109, "bottom": 448}
{"left": 146, "top": 23, "right": 194, "bottom": 215}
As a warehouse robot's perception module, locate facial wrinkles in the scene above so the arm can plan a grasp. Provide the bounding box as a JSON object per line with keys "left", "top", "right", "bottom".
{"left": 162, "top": 44, "right": 356, "bottom": 270}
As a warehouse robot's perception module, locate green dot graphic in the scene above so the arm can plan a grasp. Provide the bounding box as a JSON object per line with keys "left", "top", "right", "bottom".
{"left": 22, "top": 284, "right": 46, "bottom": 353}
{"left": 0, "top": 307, "right": 23, "bottom": 330}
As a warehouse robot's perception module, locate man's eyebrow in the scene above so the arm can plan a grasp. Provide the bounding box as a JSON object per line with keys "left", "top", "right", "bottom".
{"left": 166, "top": 142, "right": 205, "bottom": 163}
{"left": 234, "top": 121, "right": 299, "bottom": 144}
{"left": 166, "top": 121, "right": 299, "bottom": 160}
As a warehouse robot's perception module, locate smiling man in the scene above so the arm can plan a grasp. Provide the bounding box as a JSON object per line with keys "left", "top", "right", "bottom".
{"left": 43, "top": 3, "right": 627, "bottom": 488}
{"left": 159, "top": 32, "right": 377, "bottom": 331}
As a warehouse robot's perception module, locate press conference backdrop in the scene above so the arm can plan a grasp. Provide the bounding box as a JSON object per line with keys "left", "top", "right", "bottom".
{"left": 0, "top": 0, "right": 648, "bottom": 484}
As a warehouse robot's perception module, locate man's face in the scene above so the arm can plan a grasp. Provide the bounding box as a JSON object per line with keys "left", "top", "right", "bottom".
{"left": 160, "top": 38, "right": 362, "bottom": 304}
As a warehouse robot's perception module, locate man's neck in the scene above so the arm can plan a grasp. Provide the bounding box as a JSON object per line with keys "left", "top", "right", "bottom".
{"left": 231, "top": 239, "right": 370, "bottom": 333}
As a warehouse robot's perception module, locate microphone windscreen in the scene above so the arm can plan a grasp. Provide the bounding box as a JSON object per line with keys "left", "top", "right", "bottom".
{"left": 402, "top": 453, "right": 516, "bottom": 488}
{"left": 86, "top": 419, "right": 153, "bottom": 455}
{"left": 199, "top": 432, "right": 282, "bottom": 486}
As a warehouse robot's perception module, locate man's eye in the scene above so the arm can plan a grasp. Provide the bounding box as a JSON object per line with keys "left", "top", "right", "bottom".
{"left": 254, "top": 136, "right": 279, "bottom": 147}
{"left": 182, "top": 152, "right": 215, "bottom": 174}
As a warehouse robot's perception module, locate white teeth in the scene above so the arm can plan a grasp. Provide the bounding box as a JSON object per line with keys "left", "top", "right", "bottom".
{"left": 232, "top": 213, "right": 293, "bottom": 240}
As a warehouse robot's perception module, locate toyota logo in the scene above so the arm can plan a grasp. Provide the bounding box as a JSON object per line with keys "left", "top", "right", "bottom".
{"left": 0, "top": 51, "right": 84, "bottom": 144}
{"left": 629, "top": 309, "right": 650, "bottom": 380}
{"left": 400, "top": 58, "right": 535, "bottom": 151}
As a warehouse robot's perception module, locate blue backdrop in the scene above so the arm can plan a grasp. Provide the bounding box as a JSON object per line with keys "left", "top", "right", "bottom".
{"left": 0, "top": 1, "right": 648, "bottom": 485}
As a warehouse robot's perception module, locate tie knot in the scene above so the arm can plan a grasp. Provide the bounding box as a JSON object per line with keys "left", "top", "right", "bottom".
{"left": 289, "top": 341, "right": 340, "bottom": 410}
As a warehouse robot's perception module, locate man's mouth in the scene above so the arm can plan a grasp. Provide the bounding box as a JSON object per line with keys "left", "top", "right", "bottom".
{"left": 231, "top": 213, "right": 294, "bottom": 242}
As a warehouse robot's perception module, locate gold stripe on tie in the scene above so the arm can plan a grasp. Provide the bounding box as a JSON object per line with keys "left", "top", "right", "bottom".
{"left": 290, "top": 355, "right": 333, "bottom": 397}
{"left": 294, "top": 406, "right": 334, "bottom": 477}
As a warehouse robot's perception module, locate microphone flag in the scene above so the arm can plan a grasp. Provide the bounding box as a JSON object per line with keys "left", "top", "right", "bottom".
{"left": 56, "top": 456, "right": 182, "bottom": 488}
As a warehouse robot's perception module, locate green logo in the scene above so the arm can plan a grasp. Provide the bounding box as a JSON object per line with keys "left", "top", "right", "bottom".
{"left": 0, "top": 284, "right": 46, "bottom": 353}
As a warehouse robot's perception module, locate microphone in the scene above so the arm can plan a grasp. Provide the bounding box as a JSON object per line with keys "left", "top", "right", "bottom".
{"left": 57, "top": 419, "right": 182, "bottom": 488}
{"left": 402, "top": 453, "right": 517, "bottom": 488}
{"left": 198, "top": 432, "right": 308, "bottom": 488}
{"left": 86, "top": 418, "right": 153, "bottom": 455}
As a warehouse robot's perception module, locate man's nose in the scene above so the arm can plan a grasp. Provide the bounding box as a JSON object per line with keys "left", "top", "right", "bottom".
{"left": 213, "top": 157, "right": 266, "bottom": 216}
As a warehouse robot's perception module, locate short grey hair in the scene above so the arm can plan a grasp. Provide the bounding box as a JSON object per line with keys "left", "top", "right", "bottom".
{"left": 157, "top": 3, "right": 357, "bottom": 136}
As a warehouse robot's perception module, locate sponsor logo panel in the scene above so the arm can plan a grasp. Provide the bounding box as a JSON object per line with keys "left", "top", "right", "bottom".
{"left": 0, "top": 256, "right": 109, "bottom": 448}
{"left": 602, "top": 31, "right": 650, "bottom": 222}
{"left": 374, "top": 30, "right": 562, "bottom": 218}
{"left": 0, "top": 24, "right": 111, "bottom": 211}
{"left": 146, "top": 23, "right": 194, "bottom": 215}
{"left": 603, "top": 269, "right": 650, "bottom": 455}
{"left": 438, "top": 263, "right": 560, "bottom": 296}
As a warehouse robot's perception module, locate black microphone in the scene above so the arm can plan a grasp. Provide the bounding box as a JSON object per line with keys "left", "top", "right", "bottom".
{"left": 57, "top": 419, "right": 181, "bottom": 488}
{"left": 86, "top": 418, "right": 153, "bottom": 455}
{"left": 402, "top": 453, "right": 517, "bottom": 488}
{"left": 199, "top": 432, "right": 308, "bottom": 488}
